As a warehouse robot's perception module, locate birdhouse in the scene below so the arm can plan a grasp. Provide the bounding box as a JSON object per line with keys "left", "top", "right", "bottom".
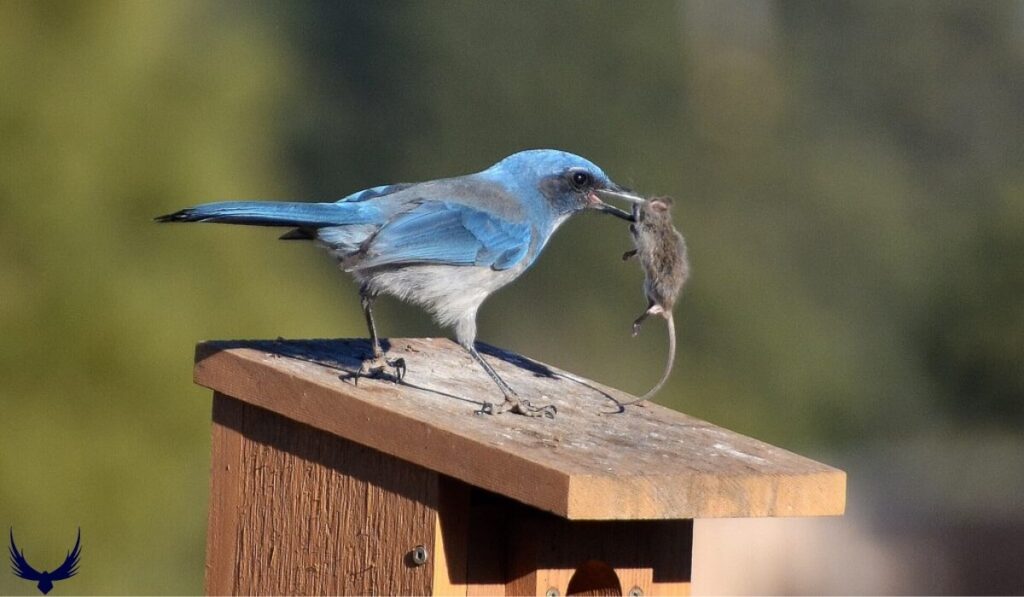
{"left": 193, "top": 338, "right": 845, "bottom": 595}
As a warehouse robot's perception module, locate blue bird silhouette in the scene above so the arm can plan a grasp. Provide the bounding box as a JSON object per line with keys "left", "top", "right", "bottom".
{"left": 157, "top": 149, "right": 641, "bottom": 417}
{"left": 9, "top": 528, "right": 81, "bottom": 595}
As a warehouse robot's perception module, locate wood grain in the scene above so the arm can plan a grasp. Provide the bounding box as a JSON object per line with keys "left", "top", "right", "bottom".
{"left": 431, "top": 477, "right": 472, "bottom": 597}
{"left": 205, "top": 394, "right": 245, "bottom": 595}
{"left": 194, "top": 338, "right": 846, "bottom": 520}
{"left": 206, "top": 393, "right": 437, "bottom": 595}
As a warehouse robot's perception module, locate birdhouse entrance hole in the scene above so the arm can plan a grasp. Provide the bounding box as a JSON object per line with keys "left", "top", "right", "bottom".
{"left": 566, "top": 559, "right": 621, "bottom": 596}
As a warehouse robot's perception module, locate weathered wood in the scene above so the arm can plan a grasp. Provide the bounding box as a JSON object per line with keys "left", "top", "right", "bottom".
{"left": 194, "top": 338, "right": 846, "bottom": 520}
{"left": 205, "top": 393, "right": 437, "bottom": 595}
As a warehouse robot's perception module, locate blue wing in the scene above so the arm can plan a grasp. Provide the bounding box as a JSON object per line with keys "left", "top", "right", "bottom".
{"left": 353, "top": 201, "right": 532, "bottom": 271}
{"left": 336, "top": 183, "right": 415, "bottom": 203}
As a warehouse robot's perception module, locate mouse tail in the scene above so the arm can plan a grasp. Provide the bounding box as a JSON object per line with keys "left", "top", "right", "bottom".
{"left": 621, "top": 313, "right": 676, "bottom": 406}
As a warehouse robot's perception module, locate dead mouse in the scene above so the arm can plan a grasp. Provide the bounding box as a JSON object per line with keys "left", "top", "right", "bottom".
{"left": 621, "top": 196, "right": 689, "bottom": 404}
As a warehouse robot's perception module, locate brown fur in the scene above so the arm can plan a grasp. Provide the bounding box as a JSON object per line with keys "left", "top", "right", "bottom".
{"left": 621, "top": 196, "right": 689, "bottom": 404}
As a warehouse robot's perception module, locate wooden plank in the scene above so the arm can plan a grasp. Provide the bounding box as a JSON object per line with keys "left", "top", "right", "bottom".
{"left": 205, "top": 393, "right": 245, "bottom": 595}
{"left": 206, "top": 394, "right": 437, "bottom": 595}
{"left": 463, "top": 491, "right": 510, "bottom": 596}
{"left": 432, "top": 477, "right": 471, "bottom": 597}
{"left": 430, "top": 476, "right": 507, "bottom": 596}
{"left": 506, "top": 508, "right": 692, "bottom": 596}
{"left": 194, "top": 338, "right": 846, "bottom": 520}
{"left": 430, "top": 482, "right": 690, "bottom": 597}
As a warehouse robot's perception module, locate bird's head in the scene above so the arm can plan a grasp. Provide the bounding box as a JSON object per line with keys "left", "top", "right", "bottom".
{"left": 484, "top": 149, "right": 642, "bottom": 220}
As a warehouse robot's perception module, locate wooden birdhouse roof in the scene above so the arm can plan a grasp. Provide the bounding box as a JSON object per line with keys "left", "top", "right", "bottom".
{"left": 193, "top": 338, "right": 846, "bottom": 520}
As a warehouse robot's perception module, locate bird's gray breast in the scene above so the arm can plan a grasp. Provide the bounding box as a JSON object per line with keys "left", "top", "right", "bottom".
{"left": 355, "top": 262, "right": 526, "bottom": 343}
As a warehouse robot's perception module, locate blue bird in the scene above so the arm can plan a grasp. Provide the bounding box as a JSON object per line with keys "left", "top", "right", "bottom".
{"left": 157, "top": 149, "right": 641, "bottom": 417}
{"left": 9, "top": 528, "right": 81, "bottom": 595}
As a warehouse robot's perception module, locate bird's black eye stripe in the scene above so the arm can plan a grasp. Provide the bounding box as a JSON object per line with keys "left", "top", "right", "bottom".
{"left": 569, "top": 169, "right": 592, "bottom": 189}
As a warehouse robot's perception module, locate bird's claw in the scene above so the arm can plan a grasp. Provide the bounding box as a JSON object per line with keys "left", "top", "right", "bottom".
{"left": 501, "top": 396, "right": 557, "bottom": 419}
{"left": 475, "top": 401, "right": 495, "bottom": 416}
{"left": 345, "top": 354, "right": 407, "bottom": 385}
{"left": 390, "top": 357, "right": 407, "bottom": 381}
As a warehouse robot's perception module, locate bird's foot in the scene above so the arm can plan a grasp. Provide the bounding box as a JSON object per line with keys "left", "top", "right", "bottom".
{"left": 500, "top": 395, "right": 557, "bottom": 419}
{"left": 631, "top": 321, "right": 642, "bottom": 337}
{"left": 345, "top": 354, "right": 406, "bottom": 385}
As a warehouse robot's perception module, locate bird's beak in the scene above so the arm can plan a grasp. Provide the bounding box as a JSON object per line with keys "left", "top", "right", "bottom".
{"left": 595, "top": 183, "right": 645, "bottom": 205}
{"left": 587, "top": 182, "right": 643, "bottom": 222}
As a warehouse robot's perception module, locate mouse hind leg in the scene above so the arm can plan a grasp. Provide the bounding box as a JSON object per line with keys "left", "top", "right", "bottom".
{"left": 631, "top": 302, "right": 665, "bottom": 336}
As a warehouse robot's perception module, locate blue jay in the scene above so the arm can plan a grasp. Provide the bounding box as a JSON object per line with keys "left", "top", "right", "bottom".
{"left": 157, "top": 149, "right": 641, "bottom": 417}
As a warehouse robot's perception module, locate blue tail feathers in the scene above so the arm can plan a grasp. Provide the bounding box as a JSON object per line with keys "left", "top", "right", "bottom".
{"left": 155, "top": 200, "right": 382, "bottom": 228}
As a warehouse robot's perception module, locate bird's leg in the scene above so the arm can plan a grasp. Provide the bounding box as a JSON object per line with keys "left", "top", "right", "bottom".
{"left": 355, "top": 287, "right": 406, "bottom": 383}
{"left": 467, "top": 344, "right": 556, "bottom": 419}
{"left": 363, "top": 289, "right": 384, "bottom": 358}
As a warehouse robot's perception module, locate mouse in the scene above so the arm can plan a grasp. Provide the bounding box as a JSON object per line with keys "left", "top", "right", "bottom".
{"left": 620, "top": 196, "right": 689, "bottom": 405}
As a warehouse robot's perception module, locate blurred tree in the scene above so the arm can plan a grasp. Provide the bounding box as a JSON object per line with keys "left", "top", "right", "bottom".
{"left": 0, "top": 1, "right": 318, "bottom": 593}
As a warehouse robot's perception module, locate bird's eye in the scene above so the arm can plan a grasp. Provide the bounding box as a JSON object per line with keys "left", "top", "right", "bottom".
{"left": 570, "top": 170, "right": 592, "bottom": 189}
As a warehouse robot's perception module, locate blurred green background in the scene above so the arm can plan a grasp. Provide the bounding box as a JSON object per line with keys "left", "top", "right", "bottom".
{"left": 2, "top": 1, "right": 1022, "bottom": 594}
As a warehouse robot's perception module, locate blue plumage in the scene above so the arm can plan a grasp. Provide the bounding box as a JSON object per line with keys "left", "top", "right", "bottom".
{"left": 353, "top": 201, "right": 531, "bottom": 270}
{"left": 157, "top": 149, "right": 639, "bottom": 417}
{"left": 156, "top": 199, "right": 385, "bottom": 227}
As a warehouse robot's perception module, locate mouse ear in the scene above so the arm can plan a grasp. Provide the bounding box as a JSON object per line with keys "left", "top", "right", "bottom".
{"left": 650, "top": 197, "right": 672, "bottom": 212}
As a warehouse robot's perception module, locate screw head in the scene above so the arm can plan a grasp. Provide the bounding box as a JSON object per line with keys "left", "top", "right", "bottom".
{"left": 545, "top": 588, "right": 560, "bottom": 597}
{"left": 628, "top": 587, "right": 644, "bottom": 597}
{"left": 411, "top": 544, "right": 429, "bottom": 566}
